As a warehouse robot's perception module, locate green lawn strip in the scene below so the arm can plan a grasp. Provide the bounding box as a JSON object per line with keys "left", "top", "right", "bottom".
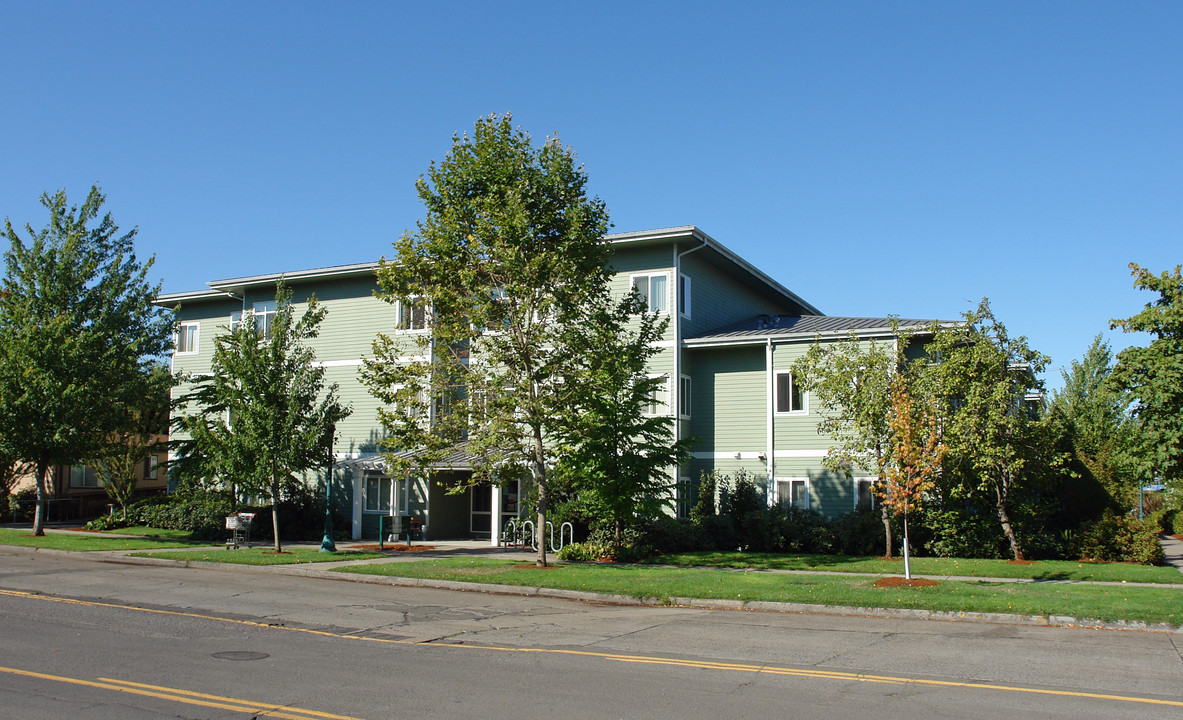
{"left": 134, "top": 547, "right": 387, "bottom": 565}
{"left": 647, "top": 551, "right": 1183, "bottom": 585}
{"left": 337, "top": 558, "right": 1183, "bottom": 626}
{"left": 101, "top": 526, "right": 197, "bottom": 539}
{"left": 0, "top": 527, "right": 207, "bottom": 551}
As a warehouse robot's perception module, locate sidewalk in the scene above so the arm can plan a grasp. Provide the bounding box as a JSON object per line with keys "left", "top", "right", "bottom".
{"left": 1160, "top": 533, "right": 1183, "bottom": 575}
{"left": 3, "top": 528, "right": 1181, "bottom": 633}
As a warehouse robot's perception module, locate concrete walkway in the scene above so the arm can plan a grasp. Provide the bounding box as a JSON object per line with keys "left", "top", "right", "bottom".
{"left": 1160, "top": 533, "right": 1183, "bottom": 575}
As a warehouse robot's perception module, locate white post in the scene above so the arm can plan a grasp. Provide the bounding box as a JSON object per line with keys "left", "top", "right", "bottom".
{"left": 490, "top": 484, "right": 502, "bottom": 547}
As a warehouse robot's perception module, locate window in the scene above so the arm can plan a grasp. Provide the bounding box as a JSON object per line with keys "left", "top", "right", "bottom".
{"left": 677, "top": 477, "right": 692, "bottom": 519}
{"left": 69, "top": 465, "right": 100, "bottom": 488}
{"left": 642, "top": 374, "right": 670, "bottom": 416}
{"left": 775, "top": 371, "right": 805, "bottom": 414}
{"left": 630, "top": 273, "right": 668, "bottom": 313}
{"left": 144, "top": 455, "right": 160, "bottom": 480}
{"left": 678, "top": 375, "right": 692, "bottom": 418}
{"left": 678, "top": 273, "right": 691, "bottom": 318}
{"left": 777, "top": 479, "right": 808, "bottom": 509}
{"left": 176, "top": 323, "right": 198, "bottom": 354}
{"left": 856, "top": 478, "right": 875, "bottom": 511}
{"left": 396, "top": 297, "right": 429, "bottom": 331}
{"left": 253, "top": 301, "right": 277, "bottom": 337}
{"left": 364, "top": 475, "right": 393, "bottom": 513}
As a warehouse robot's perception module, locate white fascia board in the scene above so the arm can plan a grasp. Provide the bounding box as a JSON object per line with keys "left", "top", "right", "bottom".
{"left": 207, "top": 261, "right": 381, "bottom": 293}
{"left": 154, "top": 289, "right": 228, "bottom": 306}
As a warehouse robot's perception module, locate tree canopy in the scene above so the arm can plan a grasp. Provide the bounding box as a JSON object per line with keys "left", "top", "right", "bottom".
{"left": 0, "top": 186, "right": 172, "bottom": 534}
{"left": 552, "top": 295, "right": 693, "bottom": 551}
{"left": 363, "top": 114, "right": 612, "bottom": 566}
{"left": 88, "top": 361, "right": 173, "bottom": 518}
{"left": 792, "top": 334, "right": 898, "bottom": 556}
{"left": 173, "top": 284, "right": 351, "bottom": 552}
{"left": 1110, "top": 263, "right": 1183, "bottom": 488}
{"left": 921, "top": 299, "right": 1056, "bottom": 561}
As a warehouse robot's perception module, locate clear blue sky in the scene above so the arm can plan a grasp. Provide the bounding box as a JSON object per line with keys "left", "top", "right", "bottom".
{"left": 3, "top": 1, "right": 1180, "bottom": 388}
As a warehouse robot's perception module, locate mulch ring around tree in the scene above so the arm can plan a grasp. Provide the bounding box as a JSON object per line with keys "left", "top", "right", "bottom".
{"left": 348, "top": 544, "right": 438, "bottom": 553}
{"left": 874, "top": 577, "right": 940, "bottom": 588}
{"left": 514, "top": 564, "right": 566, "bottom": 570}
{"left": 1007, "top": 559, "right": 1036, "bottom": 565}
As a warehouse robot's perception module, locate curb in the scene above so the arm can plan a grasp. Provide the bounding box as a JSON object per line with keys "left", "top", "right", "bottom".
{"left": 6, "top": 544, "right": 1182, "bottom": 634}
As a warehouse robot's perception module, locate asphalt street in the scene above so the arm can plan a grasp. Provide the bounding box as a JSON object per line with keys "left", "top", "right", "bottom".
{"left": 0, "top": 548, "right": 1180, "bottom": 719}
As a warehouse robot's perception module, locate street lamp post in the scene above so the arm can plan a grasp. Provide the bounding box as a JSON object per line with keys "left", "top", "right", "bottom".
{"left": 320, "top": 427, "right": 337, "bottom": 553}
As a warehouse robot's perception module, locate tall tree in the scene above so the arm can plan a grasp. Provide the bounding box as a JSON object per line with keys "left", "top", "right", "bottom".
{"left": 883, "top": 376, "right": 946, "bottom": 579}
{"left": 363, "top": 114, "right": 611, "bottom": 566}
{"left": 792, "top": 334, "right": 899, "bottom": 557}
{"left": 87, "top": 362, "right": 173, "bottom": 519}
{"left": 922, "top": 300, "right": 1053, "bottom": 561}
{"left": 173, "top": 284, "right": 351, "bottom": 552}
{"left": 552, "top": 295, "right": 693, "bottom": 553}
{"left": 1048, "top": 334, "right": 1139, "bottom": 508}
{"left": 1110, "top": 263, "right": 1183, "bottom": 489}
{"left": 0, "top": 186, "right": 172, "bottom": 534}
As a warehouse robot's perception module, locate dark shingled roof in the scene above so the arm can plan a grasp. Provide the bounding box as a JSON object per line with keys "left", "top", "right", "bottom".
{"left": 689, "top": 315, "right": 936, "bottom": 342}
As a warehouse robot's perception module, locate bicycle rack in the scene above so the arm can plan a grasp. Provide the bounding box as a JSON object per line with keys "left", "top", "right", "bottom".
{"left": 502, "top": 519, "right": 573, "bottom": 552}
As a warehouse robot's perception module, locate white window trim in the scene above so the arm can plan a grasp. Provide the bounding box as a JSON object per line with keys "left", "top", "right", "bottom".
{"left": 678, "top": 273, "right": 691, "bottom": 319}
{"left": 175, "top": 322, "right": 199, "bottom": 355}
{"left": 628, "top": 272, "right": 671, "bottom": 315}
{"left": 774, "top": 370, "right": 808, "bottom": 416}
{"left": 394, "top": 297, "right": 430, "bottom": 333}
{"left": 678, "top": 374, "right": 692, "bottom": 419}
{"left": 677, "top": 476, "right": 692, "bottom": 519}
{"left": 642, "top": 373, "right": 671, "bottom": 417}
{"left": 775, "top": 477, "right": 810, "bottom": 509}
{"left": 854, "top": 477, "right": 877, "bottom": 511}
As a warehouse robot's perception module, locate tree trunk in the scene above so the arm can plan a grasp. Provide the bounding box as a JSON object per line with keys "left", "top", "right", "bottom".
{"left": 996, "top": 481, "right": 1023, "bottom": 561}
{"left": 32, "top": 457, "right": 48, "bottom": 536}
{"left": 271, "top": 478, "right": 282, "bottom": 553}
{"left": 880, "top": 502, "right": 892, "bottom": 559}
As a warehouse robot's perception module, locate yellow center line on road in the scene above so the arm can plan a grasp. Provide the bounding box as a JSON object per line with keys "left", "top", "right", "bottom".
{"left": 0, "top": 665, "right": 363, "bottom": 720}
{"left": 3, "top": 586, "right": 1182, "bottom": 709}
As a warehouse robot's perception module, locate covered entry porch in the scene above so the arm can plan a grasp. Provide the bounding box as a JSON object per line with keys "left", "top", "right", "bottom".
{"left": 334, "top": 451, "right": 520, "bottom": 545}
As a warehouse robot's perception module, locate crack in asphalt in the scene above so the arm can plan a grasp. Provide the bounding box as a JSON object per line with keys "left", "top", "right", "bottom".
{"left": 811, "top": 631, "right": 897, "bottom": 667}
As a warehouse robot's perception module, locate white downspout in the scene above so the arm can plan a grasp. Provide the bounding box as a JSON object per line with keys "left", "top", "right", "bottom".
{"left": 766, "top": 337, "right": 775, "bottom": 507}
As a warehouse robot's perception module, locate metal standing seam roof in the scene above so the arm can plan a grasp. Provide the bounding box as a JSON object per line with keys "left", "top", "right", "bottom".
{"left": 687, "top": 315, "right": 939, "bottom": 343}
{"left": 334, "top": 441, "right": 477, "bottom": 473}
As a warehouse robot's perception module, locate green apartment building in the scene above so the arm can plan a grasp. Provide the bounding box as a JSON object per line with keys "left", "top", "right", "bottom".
{"left": 159, "top": 226, "right": 932, "bottom": 543}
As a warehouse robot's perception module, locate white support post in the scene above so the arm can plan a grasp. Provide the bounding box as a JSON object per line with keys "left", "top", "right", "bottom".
{"left": 490, "top": 484, "right": 502, "bottom": 547}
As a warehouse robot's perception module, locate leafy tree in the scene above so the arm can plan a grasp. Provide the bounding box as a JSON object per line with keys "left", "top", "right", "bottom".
{"left": 87, "top": 362, "right": 173, "bottom": 519}
{"left": 1110, "top": 264, "right": 1183, "bottom": 489}
{"left": 792, "top": 334, "right": 898, "bottom": 556}
{"left": 921, "top": 300, "right": 1055, "bottom": 561}
{"left": 1048, "top": 334, "right": 1139, "bottom": 508}
{"left": 552, "top": 295, "right": 693, "bottom": 552}
{"left": 0, "top": 186, "right": 172, "bottom": 535}
{"left": 883, "top": 376, "right": 946, "bottom": 578}
{"left": 172, "top": 284, "right": 351, "bottom": 552}
{"left": 363, "top": 114, "right": 611, "bottom": 566}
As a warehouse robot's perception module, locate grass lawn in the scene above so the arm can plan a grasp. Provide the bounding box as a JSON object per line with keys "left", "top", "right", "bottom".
{"left": 647, "top": 551, "right": 1183, "bottom": 585}
{"left": 0, "top": 527, "right": 209, "bottom": 551}
{"left": 136, "top": 547, "right": 387, "bottom": 565}
{"left": 336, "top": 558, "right": 1183, "bottom": 626}
{"left": 102, "top": 526, "right": 196, "bottom": 540}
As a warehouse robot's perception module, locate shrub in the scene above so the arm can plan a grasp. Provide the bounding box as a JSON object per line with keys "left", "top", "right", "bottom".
{"left": 831, "top": 509, "right": 887, "bottom": 556}
{"left": 742, "top": 505, "right": 835, "bottom": 554}
{"left": 557, "top": 541, "right": 611, "bottom": 561}
{"left": 1073, "top": 509, "right": 1165, "bottom": 565}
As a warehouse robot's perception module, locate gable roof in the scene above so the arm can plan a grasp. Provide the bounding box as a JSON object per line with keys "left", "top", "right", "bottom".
{"left": 155, "top": 226, "right": 821, "bottom": 314}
